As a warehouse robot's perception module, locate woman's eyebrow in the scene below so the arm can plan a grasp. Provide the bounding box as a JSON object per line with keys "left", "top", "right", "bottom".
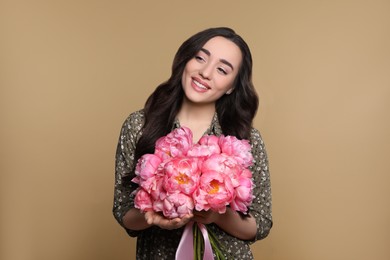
{"left": 200, "top": 48, "right": 235, "bottom": 71}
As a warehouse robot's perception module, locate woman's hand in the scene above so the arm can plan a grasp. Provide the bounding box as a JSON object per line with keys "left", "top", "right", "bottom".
{"left": 194, "top": 208, "right": 257, "bottom": 240}
{"left": 144, "top": 211, "right": 193, "bottom": 230}
{"left": 192, "top": 210, "right": 221, "bottom": 225}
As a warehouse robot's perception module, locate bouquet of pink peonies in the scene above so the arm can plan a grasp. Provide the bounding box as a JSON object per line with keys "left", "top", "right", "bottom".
{"left": 132, "top": 126, "right": 254, "bottom": 259}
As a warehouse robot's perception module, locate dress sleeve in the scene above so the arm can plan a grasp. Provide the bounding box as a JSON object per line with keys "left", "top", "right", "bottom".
{"left": 248, "top": 128, "right": 273, "bottom": 242}
{"left": 112, "top": 111, "right": 144, "bottom": 237}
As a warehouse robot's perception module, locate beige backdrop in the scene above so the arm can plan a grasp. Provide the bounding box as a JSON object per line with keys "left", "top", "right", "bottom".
{"left": 1, "top": 1, "right": 389, "bottom": 260}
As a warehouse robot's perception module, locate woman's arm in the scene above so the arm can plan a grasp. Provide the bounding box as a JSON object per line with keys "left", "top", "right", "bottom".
{"left": 248, "top": 128, "right": 273, "bottom": 240}
{"left": 112, "top": 111, "right": 145, "bottom": 236}
{"left": 193, "top": 209, "right": 257, "bottom": 240}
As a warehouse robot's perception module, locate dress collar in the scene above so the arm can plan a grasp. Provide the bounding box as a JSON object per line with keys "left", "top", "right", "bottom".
{"left": 173, "top": 113, "right": 223, "bottom": 136}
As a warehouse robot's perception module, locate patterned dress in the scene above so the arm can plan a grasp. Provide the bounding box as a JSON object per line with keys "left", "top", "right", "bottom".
{"left": 113, "top": 110, "right": 272, "bottom": 259}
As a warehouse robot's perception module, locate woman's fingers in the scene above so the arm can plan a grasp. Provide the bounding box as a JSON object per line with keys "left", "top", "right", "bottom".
{"left": 144, "top": 211, "right": 194, "bottom": 230}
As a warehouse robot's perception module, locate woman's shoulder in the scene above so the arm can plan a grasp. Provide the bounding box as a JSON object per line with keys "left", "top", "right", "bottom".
{"left": 121, "top": 109, "right": 145, "bottom": 132}
{"left": 127, "top": 109, "right": 145, "bottom": 121}
{"left": 249, "top": 127, "right": 261, "bottom": 139}
{"left": 249, "top": 127, "right": 265, "bottom": 145}
{"left": 249, "top": 127, "right": 269, "bottom": 160}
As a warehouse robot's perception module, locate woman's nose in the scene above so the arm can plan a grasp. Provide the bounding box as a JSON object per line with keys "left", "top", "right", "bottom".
{"left": 199, "top": 64, "right": 212, "bottom": 80}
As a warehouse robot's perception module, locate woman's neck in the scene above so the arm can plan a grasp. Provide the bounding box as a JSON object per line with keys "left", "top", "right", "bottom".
{"left": 176, "top": 99, "right": 216, "bottom": 143}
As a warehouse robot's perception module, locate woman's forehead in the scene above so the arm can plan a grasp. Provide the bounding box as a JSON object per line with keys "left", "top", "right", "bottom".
{"left": 201, "top": 36, "right": 242, "bottom": 67}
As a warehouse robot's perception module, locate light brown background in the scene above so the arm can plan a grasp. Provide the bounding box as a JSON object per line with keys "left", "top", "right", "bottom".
{"left": 1, "top": 1, "right": 389, "bottom": 260}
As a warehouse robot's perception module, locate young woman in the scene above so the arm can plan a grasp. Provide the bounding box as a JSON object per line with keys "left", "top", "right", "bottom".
{"left": 113, "top": 27, "right": 272, "bottom": 259}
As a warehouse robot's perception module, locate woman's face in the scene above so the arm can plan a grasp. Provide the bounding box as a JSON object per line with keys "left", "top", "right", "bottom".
{"left": 181, "top": 36, "right": 242, "bottom": 106}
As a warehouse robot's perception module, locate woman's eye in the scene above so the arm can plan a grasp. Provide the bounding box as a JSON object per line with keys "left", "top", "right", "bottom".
{"left": 217, "top": 67, "right": 227, "bottom": 75}
{"left": 195, "top": 56, "right": 205, "bottom": 62}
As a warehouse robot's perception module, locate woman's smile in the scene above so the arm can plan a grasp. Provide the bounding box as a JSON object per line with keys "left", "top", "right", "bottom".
{"left": 191, "top": 77, "right": 210, "bottom": 92}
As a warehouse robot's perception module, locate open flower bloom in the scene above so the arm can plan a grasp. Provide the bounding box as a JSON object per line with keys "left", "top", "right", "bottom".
{"left": 201, "top": 153, "right": 242, "bottom": 187}
{"left": 155, "top": 126, "right": 193, "bottom": 160}
{"left": 218, "top": 135, "right": 253, "bottom": 168}
{"left": 193, "top": 170, "right": 235, "bottom": 213}
{"left": 163, "top": 157, "right": 201, "bottom": 195}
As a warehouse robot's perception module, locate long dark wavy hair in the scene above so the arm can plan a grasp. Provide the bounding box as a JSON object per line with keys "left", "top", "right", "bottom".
{"left": 134, "top": 27, "right": 259, "bottom": 163}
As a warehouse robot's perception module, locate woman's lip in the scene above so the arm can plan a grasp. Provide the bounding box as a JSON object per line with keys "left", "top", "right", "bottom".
{"left": 192, "top": 77, "right": 210, "bottom": 89}
{"left": 191, "top": 78, "right": 209, "bottom": 93}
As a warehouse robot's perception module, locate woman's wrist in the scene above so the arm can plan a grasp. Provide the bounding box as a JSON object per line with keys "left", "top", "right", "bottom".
{"left": 123, "top": 208, "right": 151, "bottom": 231}
{"left": 213, "top": 208, "right": 257, "bottom": 240}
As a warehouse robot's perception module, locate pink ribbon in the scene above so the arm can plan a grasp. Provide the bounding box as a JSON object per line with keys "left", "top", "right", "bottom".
{"left": 176, "top": 222, "right": 194, "bottom": 260}
{"left": 198, "top": 223, "right": 213, "bottom": 259}
{"left": 176, "top": 222, "right": 214, "bottom": 260}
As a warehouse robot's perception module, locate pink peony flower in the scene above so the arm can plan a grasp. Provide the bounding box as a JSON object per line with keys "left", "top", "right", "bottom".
{"left": 163, "top": 157, "right": 201, "bottom": 195}
{"left": 230, "top": 168, "right": 254, "bottom": 213}
{"left": 161, "top": 193, "right": 194, "bottom": 218}
{"left": 139, "top": 172, "right": 164, "bottom": 196}
{"left": 134, "top": 188, "right": 153, "bottom": 212}
{"left": 201, "top": 153, "right": 242, "bottom": 187}
{"left": 151, "top": 189, "right": 166, "bottom": 213}
{"left": 187, "top": 135, "right": 221, "bottom": 157}
{"left": 155, "top": 126, "right": 193, "bottom": 160}
{"left": 132, "top": 154, "right": 164, "bottom": 194}
{"left": 193, "top": 170, "right": 235, "bottom": 214}
{"left": 133, "top": 154, "right": 162, "bottom": 183}
{"left": 218, "top": 135, "right": 253, "bottom": 168}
